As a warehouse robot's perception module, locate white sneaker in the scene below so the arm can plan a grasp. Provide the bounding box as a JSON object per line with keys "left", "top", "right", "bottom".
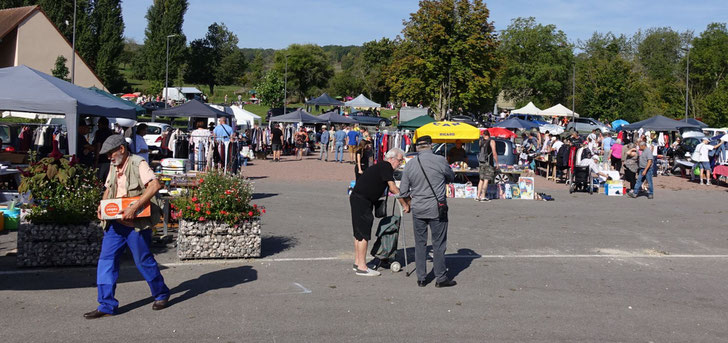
{"left": 707, "top": 180, "right": 712, "bottom": 185}
{"left": 355, "top": 268, "right": 381, "bottom": 276}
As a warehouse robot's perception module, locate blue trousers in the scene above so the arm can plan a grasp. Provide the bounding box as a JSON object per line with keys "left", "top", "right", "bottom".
{"left": 634, "top": 167, "right": 654, "bottom": 196}
{"left": 96, "top": 222, "right": 170, "bottom": 314}
{"left": 335, "top": 142, "right": 345, "bottom": 162}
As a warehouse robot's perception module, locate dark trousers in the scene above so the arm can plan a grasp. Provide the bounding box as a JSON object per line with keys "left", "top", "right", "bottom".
{"left": 96, "top": 222, "right": 170, "bottom": 314}
{"left": 624, "top": 169, "right": 637, "bottom": 189}
{"left": 412, "top": 215, "right": 449, "bottom": 283}
{"left": 610, "top": 156, "right": 622, "bottom": 172}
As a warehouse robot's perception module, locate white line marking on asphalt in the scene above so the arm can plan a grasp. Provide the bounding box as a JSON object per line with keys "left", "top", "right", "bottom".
{"left": 2, "top": 254, "right": 727, "bottom": 275}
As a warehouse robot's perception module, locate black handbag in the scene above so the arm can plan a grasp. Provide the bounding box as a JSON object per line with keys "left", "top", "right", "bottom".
{"left": 416, "top": 156, "right": 448, "bottom": 220}
{"left": 374, "top": 191, "right": 389, "bottom": 218}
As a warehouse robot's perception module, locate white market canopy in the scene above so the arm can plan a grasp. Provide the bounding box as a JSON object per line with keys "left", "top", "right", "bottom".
{"left": 538, "top": 103, "right": 579, "bottom": 118}
{"left": 344, "top": 94, "right": 381, "bottom": 108}
{"left": 0, "top": 65, "right": 138, "bottom": 155}
{"left": 512, "top": 102, "right": 541, "bottom": 115}
{"left": 208, "top": 104, "right": 262, "bottom": 127}
{"left": 2, "top": 111, "right": 64, "bottom": 120}
{"left": 163, "top": 87, "right": 203, "bottom": 101}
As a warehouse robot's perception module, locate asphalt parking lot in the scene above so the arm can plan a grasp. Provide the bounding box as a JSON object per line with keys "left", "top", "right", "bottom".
{"left": 1, "top": 158, "right": 727, "bottom": 342}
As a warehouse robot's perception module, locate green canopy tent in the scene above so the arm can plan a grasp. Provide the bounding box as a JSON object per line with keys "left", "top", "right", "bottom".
{"left": 397, "top": 115, "right": 435, "bottom": 130}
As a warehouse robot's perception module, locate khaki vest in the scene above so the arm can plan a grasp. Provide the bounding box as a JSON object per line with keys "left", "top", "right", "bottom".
{"left": 101, "top": 155, "right": 161, "bottom": 231}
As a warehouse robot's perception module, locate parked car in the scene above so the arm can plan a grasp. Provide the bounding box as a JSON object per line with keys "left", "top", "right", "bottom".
{"left": 449, "top": 114, "right": 485, "bottom": 127}
{"left": 432, "top": 138, "right": 517, "bottom": 169}
{"left": 506, "top": 113, "right": 549, "bottom": 126}
{"left": 565, "top": 117, "right": 610, "bottom": 133}
{"left": 142, "top": 101, "right": 166, "bottom": 114}
{"left": 136, "top": 122, "right": 171, "bottom": 156}
{"left": 703, "top": 128, "right": 728, "bottom": 138}
{"left": 348, "top": 109, "right": 391, "bottom": 127}
{"left": 398, "top": 106, "right": 430, "bottom": 124}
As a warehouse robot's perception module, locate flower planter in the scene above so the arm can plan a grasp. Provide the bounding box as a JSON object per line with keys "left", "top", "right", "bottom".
{"left": 177, "top": 218, "right": 261, "bottom": 259}
{"left": 16, "top": 222, "right": 103, "bottom": 267}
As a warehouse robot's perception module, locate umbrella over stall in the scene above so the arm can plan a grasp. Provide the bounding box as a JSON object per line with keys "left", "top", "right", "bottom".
{"left": 414, "top": 121, "right": 480, "bottom": 143}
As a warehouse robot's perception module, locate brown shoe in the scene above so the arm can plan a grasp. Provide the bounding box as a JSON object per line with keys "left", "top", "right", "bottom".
{"left": 152, "top": 299, "right": 169, "bottom": 311}
{"left": 83, "top": 309, "right": 112, "bottom": 319}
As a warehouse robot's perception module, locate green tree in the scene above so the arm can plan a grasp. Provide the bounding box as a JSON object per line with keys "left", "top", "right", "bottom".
{"left": 119, "top": 38, "right": 141, "bottom": 69}
{"left": 357, "top": 38, "right": 395, "bottom": 105}
{"left": 273, "top": 44, "right": 334, "bottom": 101}
{"left": 327, "top": 69, "right": 363, "bottom": 98}
{"left": 184, "top": 23, "right": 246, "bottom": 94}
{"left": 575, "top": 33, "right": 646, "bottom": 123}
{"left": 93, "top": 0, "right": 125, "bottom": 92}
{"left": 387, "top": 0, "right": 500, "bottom": 119}
{"left": 244, "top": 51, "right": 266, "bottom": 87}
{"left": 255, "top": 70, "right": 285, "bottom": 108}
{"left": 633, "top": 27, "right": 685, "bottom": 118}
{"left": 133, "top": 0, "right": 188, "bottom": 82}
{"left": 689, "top": 23, "right": 728, "bottom": 126}
{"left": 51, "top": 55, "right": 70, "bottom": 81}
{"left": 498, "top": 17, "right": 574, "bottom": 108}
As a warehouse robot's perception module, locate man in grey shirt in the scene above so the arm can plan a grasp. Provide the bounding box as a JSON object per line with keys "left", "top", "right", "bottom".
{"left": 399, "top": 135, "right": 456, "bottom": 288}
{"left": 628, "top": 141, "right": 654, "bottom": 199}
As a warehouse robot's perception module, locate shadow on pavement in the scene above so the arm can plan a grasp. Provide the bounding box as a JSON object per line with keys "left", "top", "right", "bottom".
{"left": 445, "top": 248, "right": 480, "bottom": 280}
{"left": 142, "top": 266, "right": 258, "bottom": 311}
{"left": 260, "top": 235, "right": 298, "bottom": 258}
{"left": 251, "top": 193, "right": 278, "bottom": 200}
{"left": 246, "top": 176, "right": 268, "bottom": 180}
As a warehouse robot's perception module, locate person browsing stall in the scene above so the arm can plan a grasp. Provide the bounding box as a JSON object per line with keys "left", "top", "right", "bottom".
{"left": 319, "top": 125, "right": 330, "bottom": 161}
{"left": 628, "top": 141, "right": 654, "bottom": 199}
{"left": 84, "top": 135, "right": 169, "bottom": 319}
{"left": 133, "top": 124, "right": 150, "bottom": 163}
{"left": 334, "top": 125, "right": 347, "bottom": 163}
{"left": 270, "top": 124, "right": 284, "bottom": 162}
{"left": 349, "top": 148, "right": 408, "bottom": 276}
{"left": 694, "top": 137, "right": 722, "bottom": 185}
{"left": 399, "top": 136, "right": 456, "bottom": 288}
{"left": 447, "top": 140, "right": 467, "bottom": 164}
{"left": 213, "top": 117, "right": 233, "bottom": 142}
{"left": 476, "top": 130, "right": 498, "bottom": 202}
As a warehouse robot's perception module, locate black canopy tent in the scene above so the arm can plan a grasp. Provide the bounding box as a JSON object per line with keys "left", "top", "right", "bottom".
{"left": 316, "top": 110, "right": 356, "bottom": 124}
{"left": 269, "top": 108, "right": 324, "bottom": 124}
{"left": 305, "top": 93, "right": 345, "bottom": 106}
{"left": 686, "top": 118, "right": 708, "bottom": 128}
{"left": 620, "top": 115, "right": 699, "bottom": 132}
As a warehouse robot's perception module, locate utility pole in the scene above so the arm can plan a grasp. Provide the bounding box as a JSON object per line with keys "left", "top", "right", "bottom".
{"left": 685, "top": 44, "right": 690, "bottom": 121}
{"left": 571, "top": 63, "right": 576, "bottom": 123}
{"left": 71, "top": 0, "right": 76, "bottom": 84}
{"left": 165, "top": 34, "right": 178, "bottom": 110}
{"left": 283, "top": 55, "right": 288, "bottom": 114}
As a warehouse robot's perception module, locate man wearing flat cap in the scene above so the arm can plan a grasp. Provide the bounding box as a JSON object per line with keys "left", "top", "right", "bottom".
{"left": 83, "top": 135, "right": 169, "bottom": 319}
{"left": 398, "top": 135, "right": 456, "bottom": 288}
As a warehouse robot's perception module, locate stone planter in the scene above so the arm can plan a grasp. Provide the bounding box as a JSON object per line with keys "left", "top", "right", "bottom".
{"left": 16, "top": 222, "right": 103, "bottom": 267}
{"left": 177, "top": 218, "right": 261, "bottom": 259}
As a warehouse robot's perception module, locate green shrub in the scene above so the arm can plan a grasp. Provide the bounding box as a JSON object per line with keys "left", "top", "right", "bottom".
{"left": 19, "top": 157, "right": 102, "bottom": 225}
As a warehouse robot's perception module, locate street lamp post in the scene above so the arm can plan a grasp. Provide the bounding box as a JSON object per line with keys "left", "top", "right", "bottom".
{"left": 165, "top": 34, "right": 179, "bottom": 110}
{"left": 71, "top": 0, "right": 76, "bottom": 84}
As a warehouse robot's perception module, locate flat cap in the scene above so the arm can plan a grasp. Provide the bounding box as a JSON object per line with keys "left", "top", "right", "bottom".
{"left": 415, "top": 135, "right": 432, "bottom": 145}
{"left": 99, "top": 134, "right": 127, "bottom": 155}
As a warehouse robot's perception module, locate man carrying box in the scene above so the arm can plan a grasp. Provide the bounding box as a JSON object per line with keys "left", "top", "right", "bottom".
{"left": 83, "top": 135, "right": 170, "bottom": 319}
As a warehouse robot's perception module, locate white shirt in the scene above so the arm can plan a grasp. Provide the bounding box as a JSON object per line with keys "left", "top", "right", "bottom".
{"left": 133, "top": 134, "right": 149, "bottom": 162}
{"left": 694, "top": 143, "right": 713, "bottom": 162}
{"left": 551, "top": 140, "right": 563, "bottom": 153}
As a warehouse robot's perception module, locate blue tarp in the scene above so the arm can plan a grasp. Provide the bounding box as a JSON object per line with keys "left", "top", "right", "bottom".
{"left": 306, "top": 93, "right": 344, "bottom": 106}
{"left": 620, "top": 115, "right": 698, "bottom": 132}
{"left": 611, "top": 119, "right": 629, "bottom": 130}
{"left": 0, "top": 65, "right": 138, "bottom": 155}
{"left": 316, "top": 110, "right": 356, "bottom": 124}
{"left": 152, "top": 99, "right": 233, "bottom": 119}
{"left": 493, "top": 117, "right": 539, "bottom": 130}
{"left": 270, "top": 108, "right": 324, "bottom": 124}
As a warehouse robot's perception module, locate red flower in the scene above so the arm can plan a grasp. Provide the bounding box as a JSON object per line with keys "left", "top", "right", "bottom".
{"left": 225, "top": 190, "right": 232, "bottom": 195}
{"left": 195, "top": 207, "right": 201, "bottom": 212}
{"left": 206, "top": 210, "right": 211, "bottom": 215}
{"left": 253, "top": 204, "right": 257, "bottom": 208}
{"left": 248, "top": 211, "right": 254, "bottom": 217}
{"left": 220, "top": 210, "right": 227, "bottom": 215}
{"left": 261, "top": 209, "right": 266, "bottom": 214}
{"left": 198, "top": 178, "right": 204, "bottom": 183}
{"left": 186, "top": 206, "right": 191, "bottom": 210}
{"left": 191, "top": 196, "right": 198, "bottom": 202}
{"left": 199, "top": 216, "right": 205, "bottom": 221}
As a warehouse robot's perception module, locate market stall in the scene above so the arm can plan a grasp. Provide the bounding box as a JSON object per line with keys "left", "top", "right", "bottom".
{"left": 0, "top": 65, "right": 138, "bottom": 155}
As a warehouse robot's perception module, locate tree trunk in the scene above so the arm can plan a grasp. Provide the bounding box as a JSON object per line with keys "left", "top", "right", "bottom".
{"left": 208, "top": 83, "right": 215, "bottom": 95}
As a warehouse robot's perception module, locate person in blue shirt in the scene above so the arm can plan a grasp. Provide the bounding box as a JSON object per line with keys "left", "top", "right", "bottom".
{"left": 347, "top": 126, "right": 360, "bottom": 163}
{"left": 334, "top": 125, "right": 348, "bottom": 163}
{"left": 319, "top": 125, "right": 330, "bottom": 161}
{"left": 213, "top": 117, "right": 233, "bottom": 142}
{"left": 601, "top": 132, "right": 614, "bottom": 161}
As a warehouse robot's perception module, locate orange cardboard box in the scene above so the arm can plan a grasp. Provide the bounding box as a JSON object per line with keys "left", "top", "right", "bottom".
{"left": 100, "top": 197, "right": 151, "bottom": 220}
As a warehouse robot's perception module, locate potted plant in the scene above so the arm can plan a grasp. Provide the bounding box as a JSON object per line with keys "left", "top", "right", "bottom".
{"left": 16, "top": 157, "right": 103, "bottom": 267}
{"left": 173, "top": 171, "right": 264, "bottom": 259}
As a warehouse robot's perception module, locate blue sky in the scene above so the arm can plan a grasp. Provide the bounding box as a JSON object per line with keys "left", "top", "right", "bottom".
{"left": 121, "top": 0, "right": 728, "bottom": 48}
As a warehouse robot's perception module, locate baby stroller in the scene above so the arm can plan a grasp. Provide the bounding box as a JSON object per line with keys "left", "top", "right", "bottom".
{"left": 570, "top": 165, "right": 594, "bottom": 194}
{"left": 370, "top": 200, "right": 410, "bottom": 274}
